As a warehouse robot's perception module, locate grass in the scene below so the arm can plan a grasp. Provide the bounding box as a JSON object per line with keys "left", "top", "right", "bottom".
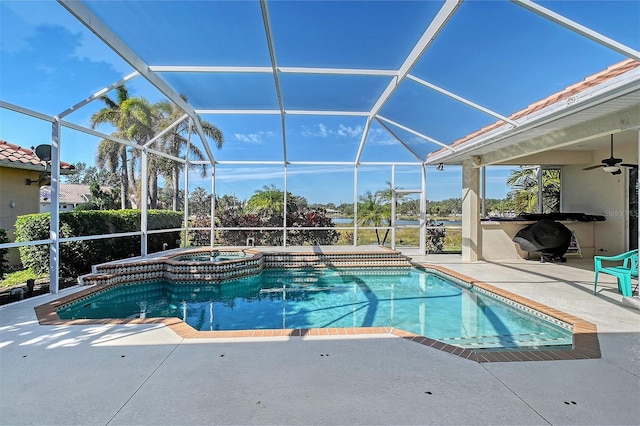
{"left": 335, "top": 226, "right": 462, "bottom": 251}
{"left": 0, "top": 269, "right": 44, "bottom": 290}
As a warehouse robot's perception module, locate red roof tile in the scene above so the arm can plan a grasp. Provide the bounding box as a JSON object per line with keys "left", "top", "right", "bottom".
{"left": 0, "top": 140, "right": 75, "bottom": 171}
{"left": 429, "top": 58, "right": 640, "bottom": 158}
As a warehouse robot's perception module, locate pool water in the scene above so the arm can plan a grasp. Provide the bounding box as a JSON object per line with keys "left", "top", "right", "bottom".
{"left": 58, "top": 268, "right": 572, "bottom": 350}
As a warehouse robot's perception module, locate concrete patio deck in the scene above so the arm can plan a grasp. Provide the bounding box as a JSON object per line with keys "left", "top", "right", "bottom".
{"left": 1, "top": 253, "right": 638, "bottom": 425}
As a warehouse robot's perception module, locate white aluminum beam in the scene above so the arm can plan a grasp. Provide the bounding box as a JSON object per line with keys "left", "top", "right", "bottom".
{"left": 58, "top": 71, "right": 139, "bottom": 119}
{"left": 391, "top": 164, "right": 396, "bottom": 250}
{"left": 357, "top": 0, "right": 462, "bottom": 163}
{"left": 140, "top": 148, "right": 148, "bottom": 256}
{"left": 214, "top": 160, "right": 421, "bottom": 166}
{"left": 196, "top": 109, "right": 281, "bottom": 115}
{"left": 514, "top": 0, "right": 640, "bottom": 61}
{"left": 406, "top": 74, "right": 519, "bottom": 126}
{"left": 190, "top": 118, "right": 217, "bottom": 164}
{"left": 195, "top": 109, "right": 371, "bottom": 116}
{"left": 395, "top": 189, "right": 424, "bottom": 194}
{"left": 49, "top": 119, "right": 61, "bottom": 294}
{"left": 260, "top": 0, "right": 288, "bottom": 164}
{"left": 1, "top": 100, "right": 55, "bottom": 123}
{"left": 57, "top": 0, "right": 217, "bottom": 165}
{"left": 288, "top": 161, "right": 355, "bottom": 166}
{"left": 58, "top": 231, "right": 143, "bottom": 242}
{"left": 368, "top": 1, "right": 463, "bottom": 117}
{"left": 278, "top": 67, "right": 397, "bottom": 76}
{"left": 374, "top": 117, "right": 425, "bottom": 162}
{"left": 146, "top": 147, "right": 186, "bottom": 164}
{"left": 150, "top": 65, "right": 398, "bottom": 77}
{"left": 354, "top": 117, "right": 373, "bottom": 164}
{"left": 149, "top": 66, "right": 273, "bottom": 73}
{"left": 216, "top": 160, "right": 285, "bottom": 165}
{"left": 376, "top": 115, "right": 455, "bottom": 151}
{"left": 60, "top": 120, "right": 141, "bottom": 151}
{"left": 144, "top": 113, "right": 189, "bottom": 147}
{"left": 359, "top": 161, "right": 422, "bottom": 166}
{"left": 287, "top": 110, "right": 370, "bottom": 116}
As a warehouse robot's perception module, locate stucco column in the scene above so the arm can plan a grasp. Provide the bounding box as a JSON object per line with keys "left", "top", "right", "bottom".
{"left": 462, "top": 158, "right": 481, "bottom": 261}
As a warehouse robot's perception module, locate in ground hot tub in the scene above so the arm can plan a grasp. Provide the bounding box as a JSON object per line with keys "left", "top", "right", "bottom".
{"left": 172, "top": 250, "right": 251, "bottom": 263}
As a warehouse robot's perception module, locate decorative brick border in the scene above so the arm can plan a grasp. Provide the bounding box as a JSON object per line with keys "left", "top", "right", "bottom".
{"left": 34, "top": 256, "right": 600, "bottom": 363}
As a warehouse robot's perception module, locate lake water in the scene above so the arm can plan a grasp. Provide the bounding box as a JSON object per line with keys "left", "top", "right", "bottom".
{"left": 332, "top": 218, "right": 461, "bottom": 226}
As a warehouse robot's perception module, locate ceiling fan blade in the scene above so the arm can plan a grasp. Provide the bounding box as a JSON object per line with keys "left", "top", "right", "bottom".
{"left": 582, "top": 165, "right": 603, "bottom": 170}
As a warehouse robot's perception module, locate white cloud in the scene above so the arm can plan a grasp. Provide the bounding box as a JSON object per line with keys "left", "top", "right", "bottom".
{"left": 301, "top": 123, "right": 329, "bottom": 138}
{"left": 300, "top": 123, "right": 364, "bottom": 139}
{"left": 337, "top": 124, "right": 363, "bottom": 137}
{"left": 367, "top": 128, "right": 396, "bottom": 146}
{"left": 233, "top": 131, "right": 274, "bottom": 144}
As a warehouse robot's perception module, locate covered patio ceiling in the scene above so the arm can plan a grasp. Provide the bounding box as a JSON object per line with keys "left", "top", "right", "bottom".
{"left": 56, "top": 0, "right": 640, "bottom": 166}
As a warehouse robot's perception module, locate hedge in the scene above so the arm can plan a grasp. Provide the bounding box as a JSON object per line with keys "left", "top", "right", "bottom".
{"left": 14, "top": 210, "right": 183, "bottom": 277}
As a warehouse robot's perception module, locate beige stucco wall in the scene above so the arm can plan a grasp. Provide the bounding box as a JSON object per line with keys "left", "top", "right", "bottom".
{"left": 0, "top": 167, "right": 42, "bottom": 266}
{"left": 562, "top": 141, "right": 638, "bottom": 255}
{"left": 461, "top": 159, "right": 480, "bottom": 261}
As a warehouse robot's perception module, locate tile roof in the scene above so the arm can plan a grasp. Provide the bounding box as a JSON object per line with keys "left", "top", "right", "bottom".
{"left": 40, "top": 184, "right": 110, "bottom": 205}
{"left": 0, "top": 140, "right": 75, "bottom": 172}
{"left": 428, "top": 58, "right": 640, "bottom": 159}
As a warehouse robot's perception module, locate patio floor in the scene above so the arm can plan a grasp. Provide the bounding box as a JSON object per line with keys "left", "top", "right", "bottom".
{"left": 1, "top": 252, "right": 638, "bottom": 425}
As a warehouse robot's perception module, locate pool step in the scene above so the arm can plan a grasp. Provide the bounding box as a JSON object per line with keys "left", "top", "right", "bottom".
{"left": 438, "top": 332, "right": 572, "bottom": 349}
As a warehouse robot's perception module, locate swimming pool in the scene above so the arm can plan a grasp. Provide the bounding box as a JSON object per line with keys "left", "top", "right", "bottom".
{"left": 57, "top": 267, "right": 572, "bottom": 350}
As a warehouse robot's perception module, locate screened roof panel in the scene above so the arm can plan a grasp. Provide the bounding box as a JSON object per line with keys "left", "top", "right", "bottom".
{"left": 2, "top": 0, "right": 638, "bottom": 169}
{"left": 198, "top": 114, "right": 283, "bottom": 162}
{"left": 359, "top": 121, "right": 423, "bottom": 163}
{"left": 159, "top": 73, "right": 279, "bottom": 110}
{"left": 379, "top": 79, "right": 499, "bottom": 151}
{"left": 280, "top": 74, "right": 392, "bottom": 112}
{"left": 286, "top": 116, "right": 365, "bottom": 162}
{"left": 84, "top": 1, "right": 271, "bottom": 66}
{"left": 538, "top": 0, "right": 640, "bottom": 50}
{"left": 267, "top": 1, "right": 443, "bottom": 69}
{"left": 411, "top": 0, "right": 627, "bottom": 115}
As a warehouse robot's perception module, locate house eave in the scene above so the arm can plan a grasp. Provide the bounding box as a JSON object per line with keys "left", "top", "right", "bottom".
{"left": 427, "top": 68, "right": 640, "bottom": 167}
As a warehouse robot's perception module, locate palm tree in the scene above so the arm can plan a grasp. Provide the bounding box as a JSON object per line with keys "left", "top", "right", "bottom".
{"left": 245, "top": 184, "right": 285, "bottom": 215}
{"left": 357, "top": 190, "right": 390, "bottom": 245}
{"left": 154, "top": 99, "right": 224, "bottom": 211}
{"left": 507, "top": 167, "right": 560, "bottom": 214}
{"left": 91, "top": 86, "right": 154, "bottom": 209}
{"left": 376, "top": 180, "right": 408, "bottom": 205}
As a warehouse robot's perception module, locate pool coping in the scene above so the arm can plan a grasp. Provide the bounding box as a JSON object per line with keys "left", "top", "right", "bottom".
{"left": 33, "top": 262, "right": 600, "bottom": 363}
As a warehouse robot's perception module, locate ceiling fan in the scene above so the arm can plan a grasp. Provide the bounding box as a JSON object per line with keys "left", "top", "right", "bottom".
{"left": 583, "top": 134, "right": 638, "bottom": 175}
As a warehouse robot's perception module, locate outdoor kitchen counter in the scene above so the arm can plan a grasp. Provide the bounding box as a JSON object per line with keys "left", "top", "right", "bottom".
{"left": 480, "top": 220, "right": 597, "bottom": 260}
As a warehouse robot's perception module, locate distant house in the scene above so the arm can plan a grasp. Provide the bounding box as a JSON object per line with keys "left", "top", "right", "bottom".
{"left": 40, "top": 184, "right": 110, "bottom": 213}
{"left": 0, "top": 140, "right": 75, "bottom": 265}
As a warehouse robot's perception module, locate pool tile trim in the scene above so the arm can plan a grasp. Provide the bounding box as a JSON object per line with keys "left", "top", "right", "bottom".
{"left": 34, "top": 255, "right": 600, "bottom": 363}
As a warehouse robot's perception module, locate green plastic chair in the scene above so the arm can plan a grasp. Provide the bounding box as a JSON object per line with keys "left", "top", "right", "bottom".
{"left": 594, "top": 249, "right": 639, "bottom": 297}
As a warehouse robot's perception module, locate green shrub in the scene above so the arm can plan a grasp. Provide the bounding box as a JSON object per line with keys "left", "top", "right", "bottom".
{"left": 14, "top": 210, "right": 183, "bottom": 277}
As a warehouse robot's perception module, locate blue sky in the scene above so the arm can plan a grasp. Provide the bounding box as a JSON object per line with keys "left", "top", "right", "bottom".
{"left": 1, "top": 0, "right": 638, "bottom": 204}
